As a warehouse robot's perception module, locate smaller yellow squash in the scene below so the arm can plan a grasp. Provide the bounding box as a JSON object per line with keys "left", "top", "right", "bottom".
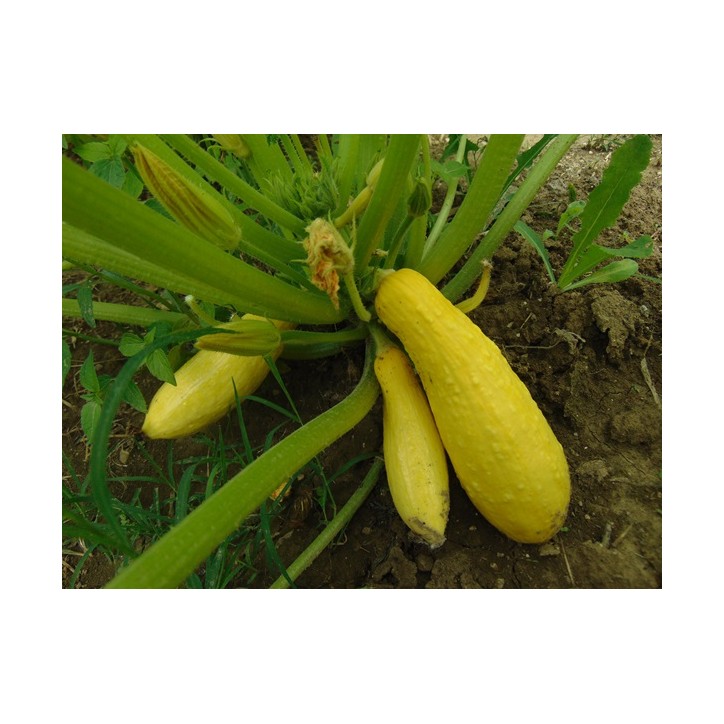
{"left": 142, "top": 315, "right": 294, "bottom": 440}
{"left": 374, "top": 338, "right": 449, "bottom": 547}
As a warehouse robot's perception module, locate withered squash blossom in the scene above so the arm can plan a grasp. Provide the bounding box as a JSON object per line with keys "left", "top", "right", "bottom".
{"left": 303, "top": 218, "right": 354, "bottom": 309}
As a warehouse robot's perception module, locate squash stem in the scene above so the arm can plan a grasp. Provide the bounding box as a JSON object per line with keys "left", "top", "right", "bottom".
{"left": 343, "top": 272, "right": 372, "bottom": 322}
{"left": 455, "top": 260, "right": 493, "bottom": 314}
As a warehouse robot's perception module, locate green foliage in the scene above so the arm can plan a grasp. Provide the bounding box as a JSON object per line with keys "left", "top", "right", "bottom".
{"left": 76, "top": 350, "right": 147, "bottom": 440}
{"left": 516, "top": 134, "right": 657, "bottom": 291}
{"left": 70, "top": 134, "right": 144, "bottom": 197}
{"left": 118, "top": 324, "right": 177, "bottom": 384}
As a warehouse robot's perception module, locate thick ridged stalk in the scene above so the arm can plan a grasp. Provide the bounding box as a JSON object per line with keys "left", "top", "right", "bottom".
{"left": 62, "top": 223, "right": 277, "bottom": 316}
{"left": 61, "top": 298, "right": 188, "bottom": 328}
{"left": 106, "top": 346, "right": 380, "bottom": 588}
{"left": 353, "top": 135, "right": 421, "bottom": 269}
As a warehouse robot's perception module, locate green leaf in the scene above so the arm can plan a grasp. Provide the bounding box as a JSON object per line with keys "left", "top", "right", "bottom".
{"left": 595, "top": 234, "right": 654, "bottom": 259}
{"left": 121, "top": 380, "right": 148, "bottom": 413}
{"left": 431, "top": 158, "right": 469, "bottom": 185}
{"left": 74, "top": 142, "right": 112, "bottom": 163}
{"left": 76, "top": 284, "right": 96, "bottom": 328}
{"left": 79, "top": 351, "right": 100, "bottom": 393}
{"left": 119, "top": 332, "right": 145, "bottom": 357}
{"left": 81, "top": 399, "right": 103, "bottom": 439}
{"left": 90, "top": 157, "right": 126, "bottom": 188}
{"left": 146, "top": 348, "right": 176, "bottom": 384}
{"left": 558, "top": 135, "right": 652, "bottom": 288}
{"left": 63, "top": 339, "right": 72, "bottom": 386}
{"left": 121, "top": 167, "right": 145, "bottom": 198}
{"left": 107, "top": 135, "right": 127, "bottom": 157}
{"left": 556, "top": 199, "right": 586, "bottom": 237}
{"left": 562, "top": 259, "right": 639, "bottom": 291}
{"left": 560, "top": 234, "right": 655, "bottom": 286}
{"left": 514, "top": 220, "right": 556, "bottom": 284}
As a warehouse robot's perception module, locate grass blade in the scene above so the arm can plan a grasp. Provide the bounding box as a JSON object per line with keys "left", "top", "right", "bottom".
{"left": 514, "top": 220, "right": 557, "bottom": 283}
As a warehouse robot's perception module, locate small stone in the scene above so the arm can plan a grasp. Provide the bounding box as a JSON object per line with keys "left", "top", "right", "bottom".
{"left": 495, "top": 578, "right": 505, "bottom": 589}
{"left": 538, "top": 542, "right": 561, "bottom": 557}
{"left": 416, "top": 552, "right": 434, "bottom": 572}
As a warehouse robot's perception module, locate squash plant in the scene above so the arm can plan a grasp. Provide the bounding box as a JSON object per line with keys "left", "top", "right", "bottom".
{"left": 62, "top": 133, "right": 653, "bottom": 588}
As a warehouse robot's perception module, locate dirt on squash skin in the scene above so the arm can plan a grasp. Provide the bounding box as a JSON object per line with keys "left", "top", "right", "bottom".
{"left": 62, "top": 135, "right": 662, "bottom": 589}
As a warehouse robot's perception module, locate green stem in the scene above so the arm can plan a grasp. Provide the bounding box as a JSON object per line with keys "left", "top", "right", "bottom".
{"left": 279, "top": 327, "right": 368, "bottom": 360}
{"left": 343, "top": 272, "right": 372, "bottom": 322}
{"left": 368, "top": 321, "right": 396, "bottom": 355}
{"left": 333, "top": 135, "right": 361, "bottom": 218}
{"left": 63, "top": 224, "right": 257, "bottom": 316}
{"left": 382, "top": 214, "right": 414, "bottom": 269}
{"left": 269, "top": 458, "right": 384, "bottom": 589}
{"left": 441, "top": 134, "right": 578, "bottom": 302}
{"left": 62, "top": 298, "right": 189, "bottom": 328}
{"left": 422, "top": 133, "right": 468, "bottom": 256}
{"left": 417, "top": 134, "right": 525, "bottom": 284}
{"left": 239, "top": 134, "right": 293, "bottom": 185}
{"left": 281, "top": 327, "right": 368, "bottom": 348}
{"left": 292, "top": 135, "right": 314, "bottom": 170}
{"left": 354, "top": 135, "right": 421, "bottom": 269}
{"left": 106, "top": 344, "right": 380, "bottom": 588}
{"left": 404, "top": 136, "right": 432, "bottom": 269}
{"left": 317, "top": 134, "right": 333, "bottom": 159}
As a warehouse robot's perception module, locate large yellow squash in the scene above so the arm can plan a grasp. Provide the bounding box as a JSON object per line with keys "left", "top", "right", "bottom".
{"left": 374, "top": 268, "right": 570, "bottom": 544}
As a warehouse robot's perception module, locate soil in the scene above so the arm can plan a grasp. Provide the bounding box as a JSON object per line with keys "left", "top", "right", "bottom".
{"left": 62, "top": 134, "right": 662, "bottom": 589}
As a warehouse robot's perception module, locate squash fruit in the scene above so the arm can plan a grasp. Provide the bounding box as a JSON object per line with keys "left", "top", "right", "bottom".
{"left": 373, "top": 338, "right": 449, "bottom": 547}
{"left": 374, "top": 268, "right": 570, "bottom": 544}
{"left": 142, "top": 315, "right": 294, "bottom": 439}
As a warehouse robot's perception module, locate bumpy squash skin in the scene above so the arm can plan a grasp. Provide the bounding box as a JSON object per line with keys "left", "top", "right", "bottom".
{"left": 375, "top": 269, "right": 570, "bottom": 544}
{"left": 142, "top": 315, "right": 294, "bottom": 440}
{"left": 374, "top": 345, "right": 450, "bottom": 548}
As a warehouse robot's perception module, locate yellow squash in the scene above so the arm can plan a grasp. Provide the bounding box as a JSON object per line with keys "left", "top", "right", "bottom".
{"left": 142, "top": 315, "right": 294, "bottom": 439}
{"left": 374, "top": 342, "right": 449, "bottom": 548}
{"left": 374, "top": 268, "right": 570, "bottom": 544}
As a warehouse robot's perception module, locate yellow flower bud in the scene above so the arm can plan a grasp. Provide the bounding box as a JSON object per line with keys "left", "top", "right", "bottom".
{"left": 194, "top": 317, "right": 282, "bottom": 356}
